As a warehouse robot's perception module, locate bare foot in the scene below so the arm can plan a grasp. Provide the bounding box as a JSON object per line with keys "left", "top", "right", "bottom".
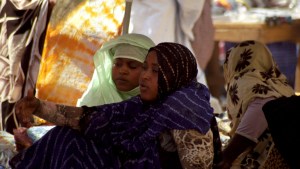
{"left": 13, "top": 127, "right": 33, "bottom": 151}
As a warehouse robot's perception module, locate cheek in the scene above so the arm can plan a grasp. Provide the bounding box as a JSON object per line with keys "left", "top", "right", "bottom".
{"left": 152, "top": 81, "right": 158, "bottom": 96}
{"left": 147, "top": 78, "right": 158, "bottom": 101}
{"left": 129, "top": 69, "right": 142, "bottom": 83}
{"left": 111, "top": 67, "right": 118, "bottom": 80}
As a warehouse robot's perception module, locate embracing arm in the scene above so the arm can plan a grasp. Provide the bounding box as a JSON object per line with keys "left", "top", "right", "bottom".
{"left": 15, "top": 89, "right": 85, "bottom": 130}
{"left": 33, "top": 100, "right": 83, "bottom": 129}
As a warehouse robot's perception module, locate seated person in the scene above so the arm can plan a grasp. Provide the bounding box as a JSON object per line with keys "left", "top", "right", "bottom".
{"left": 13, "top": 33, "right": 155, "bottom": 151}
{"left": 214, "top": 40, "right": 294, "bottom": 169}
{"left": 11, "top": 42, "right": 217, "bottom": 169}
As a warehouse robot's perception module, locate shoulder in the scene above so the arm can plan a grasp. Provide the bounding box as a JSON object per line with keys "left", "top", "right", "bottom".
{"left": 172, "top": 129, "right": 214, "bottom": 169}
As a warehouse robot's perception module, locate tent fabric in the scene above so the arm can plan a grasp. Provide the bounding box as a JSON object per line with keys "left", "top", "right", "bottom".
{"left": 35, "top": 0, "right": 125, "bottom": 106}
{"left": 0, "top": 0, "right": 49, "bottom": 131}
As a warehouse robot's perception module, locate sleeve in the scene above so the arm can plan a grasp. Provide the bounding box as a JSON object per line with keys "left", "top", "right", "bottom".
{"left": 236, "top": 97, "right": 274, "bottom": 142}
{"left": 172, "top": 129, "right": 214, "bottom": 169}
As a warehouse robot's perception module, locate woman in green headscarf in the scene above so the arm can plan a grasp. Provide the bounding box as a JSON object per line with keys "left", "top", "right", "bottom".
{"left": 77, "top": 33, "right": 155, "bottom": 107}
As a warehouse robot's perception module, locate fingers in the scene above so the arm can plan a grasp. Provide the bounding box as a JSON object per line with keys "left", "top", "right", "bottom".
{"left": 14, "top": 99, "right": 24, "bottom": 121}
{"left": 14, "top": 88, "right": 36, "bottom": 128}
{"left": 13, "top": 127, "right": 27, "bottom": 134}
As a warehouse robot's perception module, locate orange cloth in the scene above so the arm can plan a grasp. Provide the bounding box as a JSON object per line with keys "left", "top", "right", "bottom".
{"left": 36, "top": 0, "right": 125, "bottom": 106}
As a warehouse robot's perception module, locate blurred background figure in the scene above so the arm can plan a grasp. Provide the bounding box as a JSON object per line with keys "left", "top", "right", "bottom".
{"left": 129, "top": 0, "right": 224, "bottom": 116}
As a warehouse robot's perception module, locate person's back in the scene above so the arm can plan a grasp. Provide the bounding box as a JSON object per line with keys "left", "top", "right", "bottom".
{"left": 214, "top": 40, "right": 294, "bottom": 168}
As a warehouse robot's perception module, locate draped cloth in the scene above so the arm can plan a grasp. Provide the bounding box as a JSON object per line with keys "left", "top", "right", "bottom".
{"left": 263, "top": 95, "right": 300, "bottom": 169}
{"left": 129, "top": 0, "right": 209, "bottom": 86}
{"left": 35, "top": 0, "right": 125, "bottom": 106}
{"left": 223, "top": 40, "right": 294, "bottom": 168}
{"left": 0, "top": 0, "right": 49, "bottom": 167}
{"left": 149, "top": 42, "right": 198, "bottom": 96}
{"left": 223, "top": 40, "right": 294, "bottom": 134}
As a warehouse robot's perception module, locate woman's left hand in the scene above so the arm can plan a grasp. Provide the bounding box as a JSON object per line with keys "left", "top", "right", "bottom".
{"left": 15, "top": 89, "right": 40, "bottom": 128}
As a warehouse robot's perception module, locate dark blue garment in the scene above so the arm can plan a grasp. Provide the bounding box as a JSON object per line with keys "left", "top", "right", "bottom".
{"left": 12, "top": 126, "right": 118, "bottom": 169}
{"left": 12, "top": 81, "right": 213, "bottom": 169}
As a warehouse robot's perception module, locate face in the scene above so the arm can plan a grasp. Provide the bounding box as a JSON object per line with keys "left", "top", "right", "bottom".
{"left": 139, "top": 51, "right": 158, "bottom": 102}
{"left": 112, "top": 58, "right": 143, "bottom": 91}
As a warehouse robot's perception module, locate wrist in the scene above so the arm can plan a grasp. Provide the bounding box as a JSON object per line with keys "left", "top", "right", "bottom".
{"left": 32, "top": 99, "right": 42, "bottom": 115}
{"left": 79, "top": 106, "right": 96, "bottom": 130}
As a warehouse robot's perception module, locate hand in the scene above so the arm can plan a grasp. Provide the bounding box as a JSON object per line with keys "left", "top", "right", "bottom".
{"left": 213, "top": 161, "right": 231, "bottom": 169}
{"left": 13, "top": 127, "right": 33, "bottom": 151}
{"left": 15, "top": 89, "right": 40, "bottom": 128}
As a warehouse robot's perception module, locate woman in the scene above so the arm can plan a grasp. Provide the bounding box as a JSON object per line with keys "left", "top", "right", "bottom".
{"left": 11, "top": 42, "right": 215, "bottom": 168}
{"left": 214, "top": 40, "right": 294, "bottom": 168}
{"left": 77, "top": 33, "right": 155, "bottom": 107}
{"left": 13, "top": 33, "right": 155, "bottom": 150}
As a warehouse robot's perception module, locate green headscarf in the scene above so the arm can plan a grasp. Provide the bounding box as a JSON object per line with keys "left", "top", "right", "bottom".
{"left": 77, "top": 34, "right": 155, "bottom": 106}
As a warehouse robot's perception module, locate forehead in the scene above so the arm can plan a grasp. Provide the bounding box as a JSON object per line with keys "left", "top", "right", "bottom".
{"left": 145, "top": 50, "right": 157, "bottom": 63}
{"left": 114, "top": 58, "right": 141, "bottom": 63}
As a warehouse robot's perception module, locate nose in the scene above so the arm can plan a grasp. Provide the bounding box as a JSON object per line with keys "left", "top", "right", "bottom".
{"left": 141, "top": 69, "right": 150, "bottom": 80}
{"left": 119, "top": 66, "right": 129, "bottom": 75}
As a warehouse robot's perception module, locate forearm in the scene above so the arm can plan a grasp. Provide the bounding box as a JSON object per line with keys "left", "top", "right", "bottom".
{"left": 221, "top": 134, "right": 256, "bottom": 165}
{"left": 33, "top": 100, "right": 83, "bottom": 129}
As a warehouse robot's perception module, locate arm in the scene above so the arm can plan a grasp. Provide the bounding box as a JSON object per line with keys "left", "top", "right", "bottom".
{"left": 34, "top": 100, "right": 83, "bottom": 129}
{"left": 214, "top": 134, "right": 256, "bottom": 169}
{"left": 214, "top": 98, "right": 271, "bottom": 168}
{"left": 15, "top": 89, "right": 83, "bottom": 130}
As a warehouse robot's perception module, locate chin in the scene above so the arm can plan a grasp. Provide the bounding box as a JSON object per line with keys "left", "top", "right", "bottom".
{"left": 140, "top": 95, "right": 156, "bottom": 102}
{"left": 116, "top": 86, "right": 130, "bottom": 92}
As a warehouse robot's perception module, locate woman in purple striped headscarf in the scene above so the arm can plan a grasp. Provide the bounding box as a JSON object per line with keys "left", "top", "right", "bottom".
{"left": 11, "top": 42, "right": 215, "bottom": 169}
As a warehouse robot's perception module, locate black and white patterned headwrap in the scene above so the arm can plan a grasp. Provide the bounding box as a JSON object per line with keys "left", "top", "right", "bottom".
{"left": 149, "top": 42, "right": 198, "bottom": 95}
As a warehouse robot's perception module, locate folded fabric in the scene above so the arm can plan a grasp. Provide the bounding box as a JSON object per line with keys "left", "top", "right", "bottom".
{"left": 0, "top": 131, "right": 17, "bottom": 169}
{"left": 27, "top": 126, "right": 55, "bottom": 142}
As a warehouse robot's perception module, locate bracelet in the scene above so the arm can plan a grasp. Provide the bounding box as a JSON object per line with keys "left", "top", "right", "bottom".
{"left": 58, "top": 105, "right": 67, "bottom": 117}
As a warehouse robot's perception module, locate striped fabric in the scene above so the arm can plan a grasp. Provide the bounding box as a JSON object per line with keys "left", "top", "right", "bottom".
{"left": 12, "top": 81, "right": 213, "bottom": 169}
{"left": 150, "top": 43, "right": 198, "bottom": 96}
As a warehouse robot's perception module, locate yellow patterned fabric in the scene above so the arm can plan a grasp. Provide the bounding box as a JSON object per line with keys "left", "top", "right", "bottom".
{"left": 223, "top": 40, "right": 294, "bottom": 168}
{"left": 36, "top": 0, "right": 125, "bottom": 106}
{"left": 223, "top": 40, "right": 294, "bottom": 134}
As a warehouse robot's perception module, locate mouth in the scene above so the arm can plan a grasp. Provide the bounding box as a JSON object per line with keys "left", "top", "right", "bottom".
{"left": 139, "top": 83, "right": 148, "bottom": 91}
{"left": 115, "top": 78, "right": 128, "bottom": 84}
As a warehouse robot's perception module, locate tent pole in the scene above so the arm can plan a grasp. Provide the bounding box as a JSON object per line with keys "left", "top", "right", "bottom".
{"left": 122, "top": 0, "right": 132, "bottom": 35}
